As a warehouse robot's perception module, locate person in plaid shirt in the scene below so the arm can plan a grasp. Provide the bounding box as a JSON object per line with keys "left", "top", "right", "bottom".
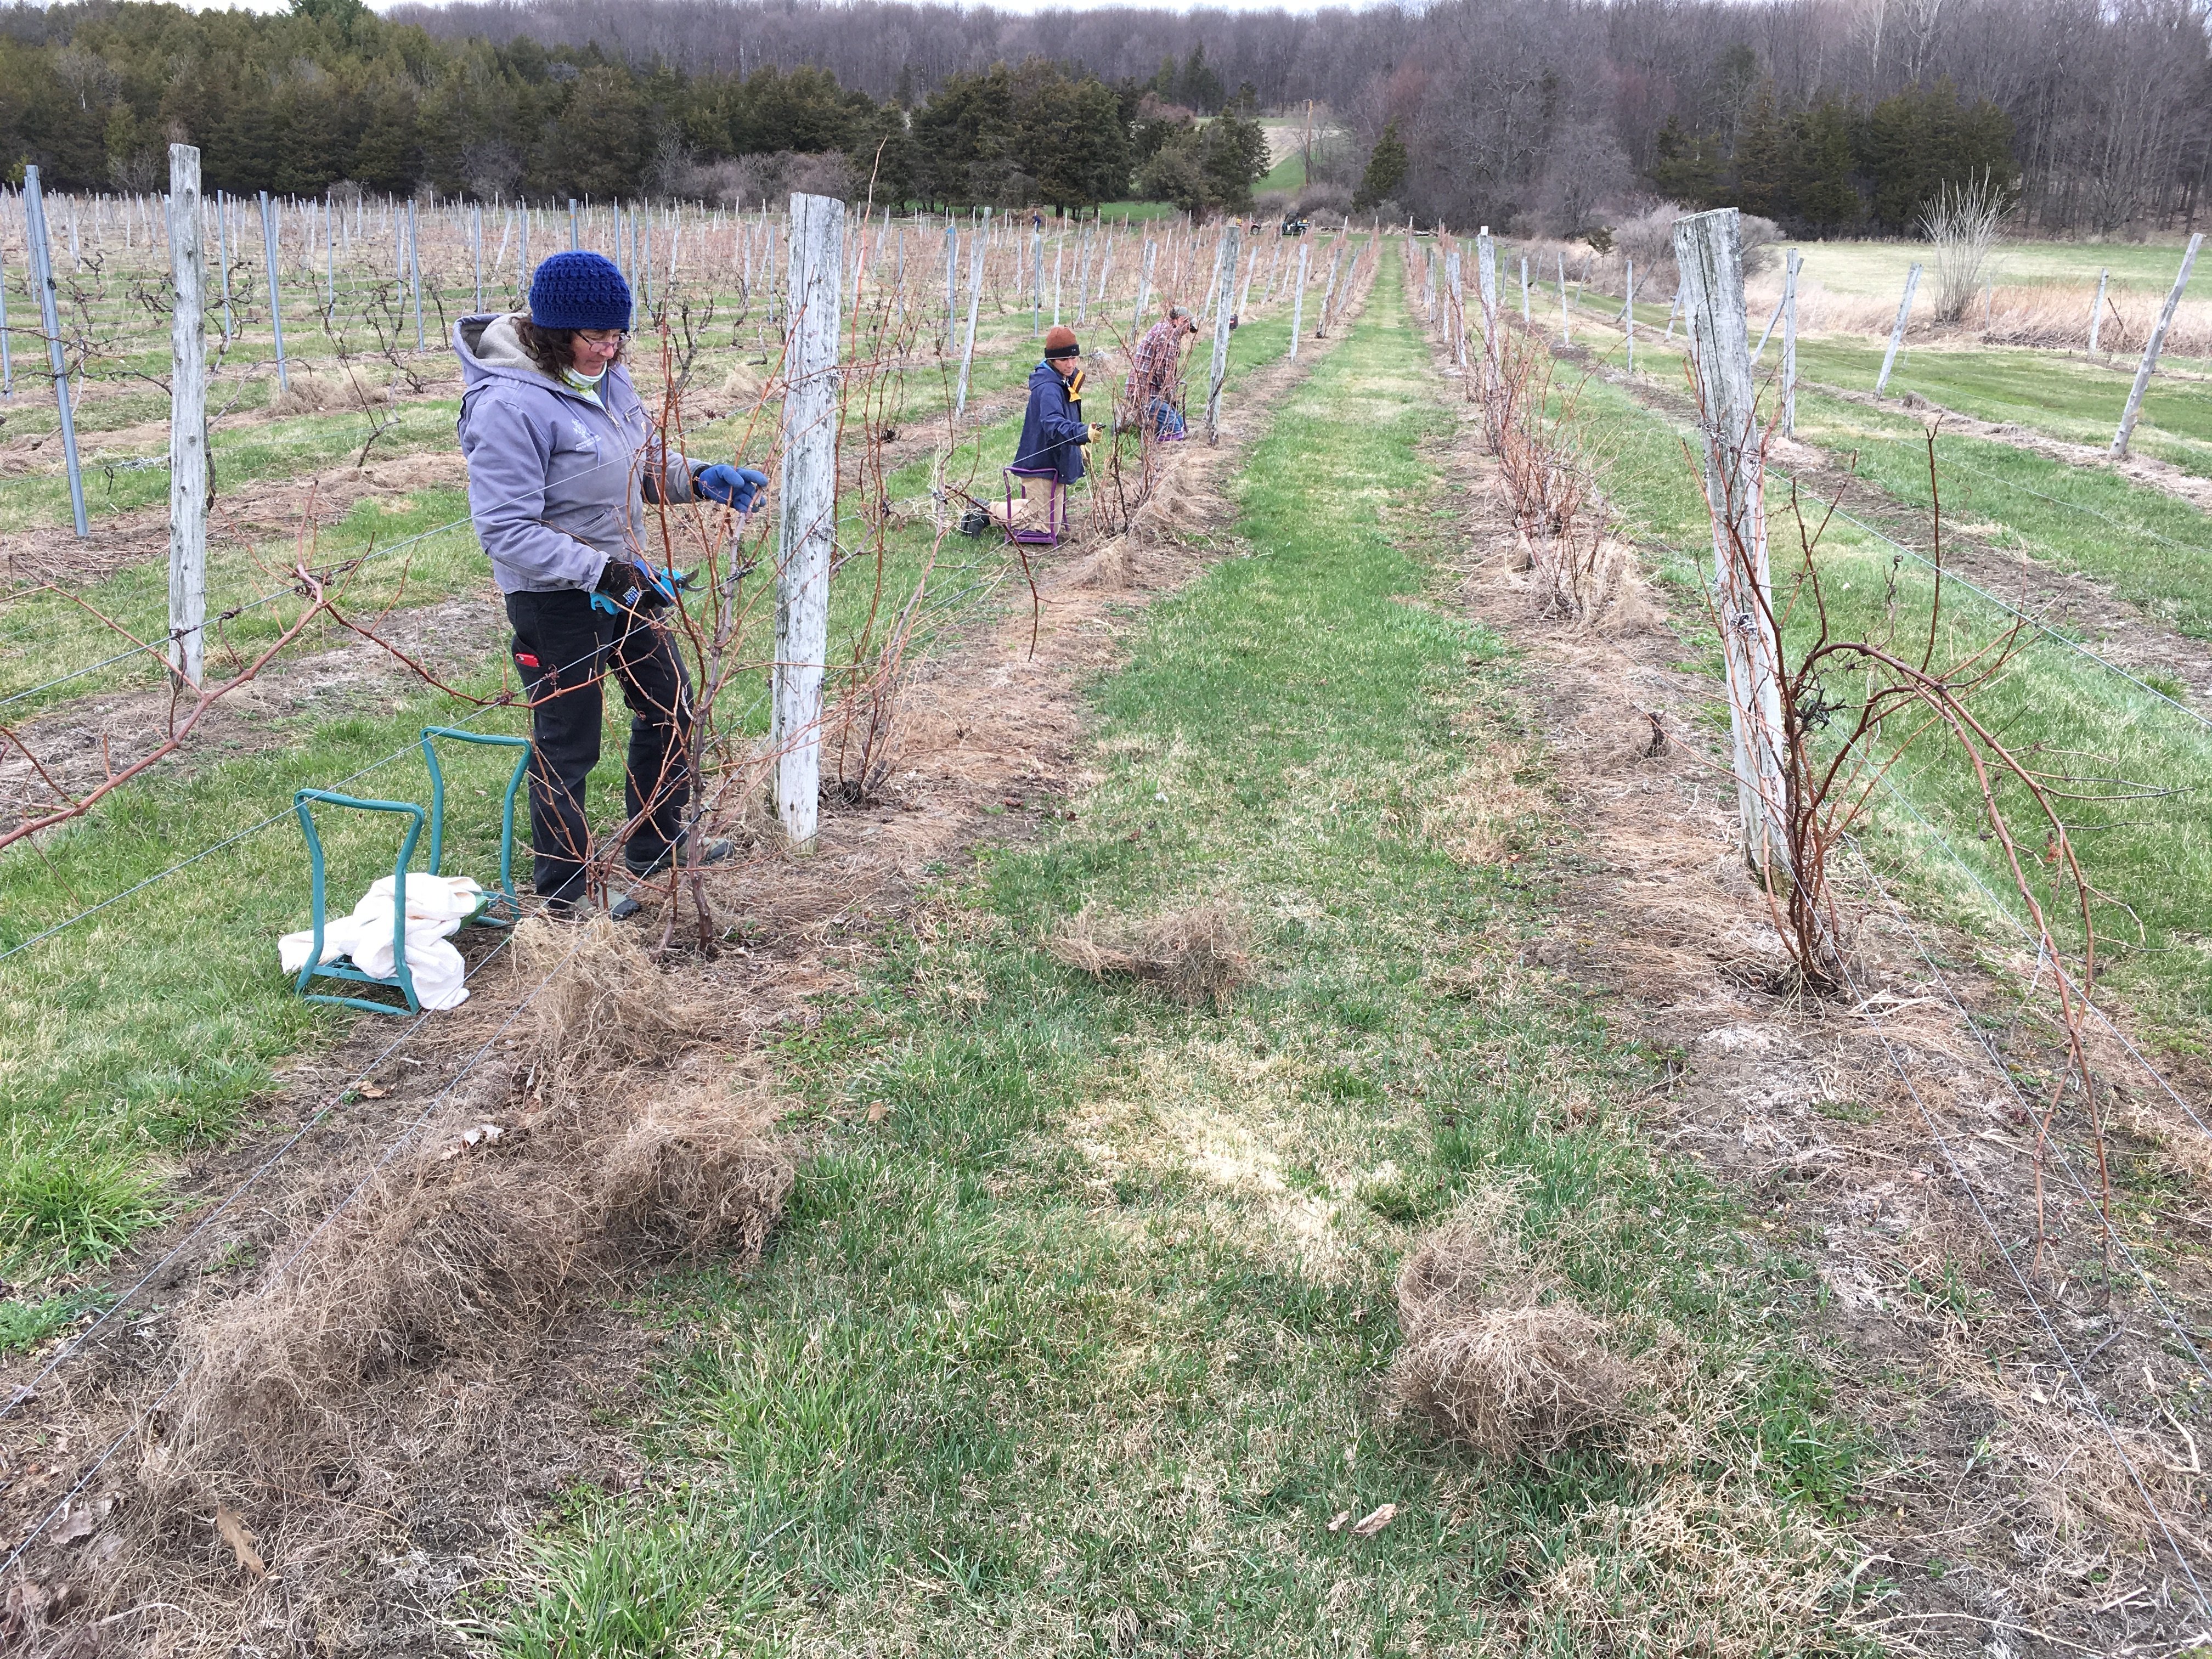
{"left": 1125, "top": 306, "right": 1200, "bottom": 439}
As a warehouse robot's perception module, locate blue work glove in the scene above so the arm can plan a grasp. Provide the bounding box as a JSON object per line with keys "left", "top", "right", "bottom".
{"left": 695, "top": 464, "right": 769, "bottom": 512}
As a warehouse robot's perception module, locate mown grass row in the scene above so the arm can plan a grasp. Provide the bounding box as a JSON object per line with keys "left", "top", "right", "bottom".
{"left": 482, "top": 253, "right": 1860, "bottom": 1659}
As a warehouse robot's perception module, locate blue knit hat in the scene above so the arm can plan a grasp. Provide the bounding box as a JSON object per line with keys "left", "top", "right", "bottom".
{"left": 528, "top": 251, "right": 631, "bottom": 331}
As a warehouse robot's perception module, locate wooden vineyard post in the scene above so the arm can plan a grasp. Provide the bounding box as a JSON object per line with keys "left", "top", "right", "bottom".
{"left": 2112, "top": 233, "right": 2203, "bottom": 460}
{"left": 2087, "top": 267, "right": 2109, "bottom": 354}
{"left": 1672, "top": 207, "right": 1791, "bottom": 886}
{"left": 1444, "top": 250, "right": 1463, "bottom": 369}
{"left": 1317, "top": 241, "right": 1342, "bottom": 336}
{"left": 944, "top": 219, "right": 956, "bottom": 351}
{"left": 1031, "top": 223, "right": 1043, "bottom": 335}
{"left": 1621, "top": 255, "right": 1635, "bottom": 373}
{"left": 1205, "top": 223, "right": 1239, "bottom": 443}
{"left": 772, "top": 192, "right": 844, "bottom": 855}
{"left": 953, "top": 208, "right": 987, "bottom": 418}
{"left": 1557, "top": 249, "right": 1570, "bottom": 344}
{"left": 1781, "top": 249, "right": 1801, "bottom": 437}
{"left": 257, "top": 191, "right": 291, "bottom": 391}
{"left": 1, "top": 228, "right": 13, "bottom": 398}
{"left": 1132, "top": 238, "right": 1156, "bottom": 335}
{"left": 1476, "top": 228, "right": 1497, "bottom": 388}
{"left": 1519, "top": 255, "right": 1530, "bottom": 326}
{"left": 167, "top": 146, "right": 208, "bottom": 687}
{"left": 1289, "top": 241, "right": 1310, "bottom": 358}
{"left": 407, "top": 197, "right": 424, "bottom": 353}
{"left": 1874, "top": 262, "right": 1920, "bottom": 396}
{"left": 22, "top": 168, "right": 88, "bottom": 539}
{"left": 472, "top": 203, "right": 483, "bottom": 312}
{"left": 1075, "top": 222, "right": 1091, "bottom": 325}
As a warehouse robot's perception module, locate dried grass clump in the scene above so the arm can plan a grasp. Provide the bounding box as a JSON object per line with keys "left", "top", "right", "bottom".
{"left": 267, "top": 369, "right": 375, "bottom": 416}
{"left": 1389, "top": 1216, "right": 1640, "bottom": 1462}
{"left": 515, "top": 915, "right": 706, "bottom": 1090}
{"left": 1049, "top": 900, "right": 1250, "bottom": 1009}
{"left": 590, "top": 1087, "right": 794, "bottom": 1260}
{"left": 720, "top": 358, "right": 768, "bottom": 404}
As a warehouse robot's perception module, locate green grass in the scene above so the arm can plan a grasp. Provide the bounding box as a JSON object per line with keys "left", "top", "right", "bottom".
{"left": 0, "top": 304, "right": 1301, "bottom": 1282}
{"left": 1790, "top": 337, "right": 2212, "bottom": 476}
{"left": 478, "top": 257, "right": 1859, "bottom": 1656}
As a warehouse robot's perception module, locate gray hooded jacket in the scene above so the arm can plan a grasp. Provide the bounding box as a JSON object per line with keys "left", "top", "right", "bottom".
{"left": 454, "top": 312, "right": 699, "bottom": 594}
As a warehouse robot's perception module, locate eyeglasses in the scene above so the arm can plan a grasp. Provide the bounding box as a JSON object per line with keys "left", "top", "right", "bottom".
{"left": 575, "top": 330, "right": 628, "bottom": 346}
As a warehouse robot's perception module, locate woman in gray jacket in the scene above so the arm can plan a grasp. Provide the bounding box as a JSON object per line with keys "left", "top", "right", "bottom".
{"left": 455, "top": 250, "right": 763, "bottom": 915}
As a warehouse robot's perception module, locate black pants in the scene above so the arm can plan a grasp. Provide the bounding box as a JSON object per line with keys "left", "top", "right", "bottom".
{"left": 504, "top": 589, "right": 692, "bottom": 904}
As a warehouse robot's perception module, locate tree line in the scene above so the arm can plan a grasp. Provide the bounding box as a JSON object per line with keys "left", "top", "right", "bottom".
{"left": 0, "top": 0, "right": 1269, "bottom": 216}
{"left": 388, "top": 0, "right": 2210, "bottom": 238}
{"left": 5, "top": 0, "right": 2206, "bottom": 237}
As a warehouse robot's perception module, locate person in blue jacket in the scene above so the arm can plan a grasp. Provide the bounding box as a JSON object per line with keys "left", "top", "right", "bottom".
{"left": 455, "top": 250, "right": 765, "bottom": 916}
{"left": 1000, "top": 325, "right": 1102, "bottom": 529}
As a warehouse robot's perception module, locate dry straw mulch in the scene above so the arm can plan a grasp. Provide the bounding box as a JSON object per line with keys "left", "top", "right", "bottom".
{"left": 1387, "top": 1214, "right": 1641, "bottom": 1463}
{"left": 1048, "top": 900, "right": 1251, "bottom": 1011}
{"left": 89, "top": 917, "right": 792, "bottom": 1648}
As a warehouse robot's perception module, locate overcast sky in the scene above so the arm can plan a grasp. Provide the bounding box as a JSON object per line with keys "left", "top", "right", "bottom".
{"left": 149, "top": 1, "right": 1367, "bottom": 15}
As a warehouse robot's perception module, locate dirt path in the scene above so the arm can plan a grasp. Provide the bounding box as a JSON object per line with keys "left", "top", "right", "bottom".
{"left": 1427, "top": 295, "right": 2212, "bottom": 1654}
{"left": 0, "top": 279, "right": 1377, "bottom": 1656}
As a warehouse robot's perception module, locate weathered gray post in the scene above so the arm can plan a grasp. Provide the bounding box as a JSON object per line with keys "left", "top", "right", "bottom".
{"left": 1031, "top": 223, "right": 1043, "bottom": 335}
{"left": 1444, "top": 250, "right": 1463, "bottom": 366}
{"left": 1557, "top": 249, "right": 1570, "bottom": 344}
{"left": 568, "top": 199, "right": 578, "bottom": 250}
{"left": 1317, "top": 241, "right": 1343, "bottom": 336}
{"left": 407, "top": 196, "right": 424, "bottom": 352}
{"left": 23, "top": 168, "right": 88, "bottom": 538}
{"left": 1074, "top": 222, "right": 1091, "bottom": 325}
{"left": 1673, "top": 207, "right": 1790, "bottom": 885}
{"left": 1476, "top": 228, "right": 1498, "bottom": 383}
{"left": 954, "top": 209, "right": 988, "bottom": 417}
{"left": 1750, "top": 290, "right": 1786, "bottom": 363}
{"left": 1519, "top": 254, "right": 1530, "bottom": 326}
{"left": 772, "top": 191, "right": 845, "bottom": 854}
{"left": 1, "top": 235, "right": 14, "bottom": 398}
{"left": 2112, "top": 234, "right": 2203, "bottom": 460}
{"left": 1132, "top": 238, "right": 1156, "bottom": 334}
{"left": 1874, "top": 263, "right": 1921, "bottom": 396}
{"left": 2087, "top": 267, "right": 2110, "bottom": 354}
{"left": 1205, "top": 223, "right": 1239, "bottom": 443}
{"left": 472, "top": 203, "right": 483, "bottom": 311}
{"left": 1052, "top": 234, "right": 1063, "bottom": 326}
{"left": 1622, "top": 255, "right": 1635, "bottom": 373}
{"left": 944, "top": 219, "right": 956, "bottom": 349}
{"left": 167, "top": 145, "right": 208, "bottom": 687}
{"left": 1781, "top": 249, "right": 1801, "bottom": 437}
{"left": 216, "top": 190, "right": 233, "bottom": 343}
{"left": 1289, "top": 242, "right": 1310, "bottom": 358}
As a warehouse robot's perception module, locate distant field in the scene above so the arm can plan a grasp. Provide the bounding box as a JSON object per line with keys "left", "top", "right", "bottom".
{"left": 1778, "top": 236, "right": 2201, "bottom": 298}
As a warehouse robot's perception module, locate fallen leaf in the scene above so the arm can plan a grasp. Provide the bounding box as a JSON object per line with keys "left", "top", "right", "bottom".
{"left": 49, "top": 1496, "right": 110, "bottom": 1545}
{"left": 215, "top": 1505, "right": 266, "bottom": 1576}
{"left": 865, "top": 1103, "right": 888, "bottom": 1123}
{"left": 1351, "top": 1503, "right": 1398, "bottom": 1538}
{"left": 358, "top": 1084, "right": 388, "bottom": 1099}
{"left": 461, "top": 1122, "right": 503, "bottom": 1147}
{"left": 1327, "top": 1510, "right": 1352, "bottom": 1533}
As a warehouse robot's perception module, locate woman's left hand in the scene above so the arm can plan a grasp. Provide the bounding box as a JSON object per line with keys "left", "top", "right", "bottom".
{"left": 696, "top": 465, "right": 769, "bottom": 511}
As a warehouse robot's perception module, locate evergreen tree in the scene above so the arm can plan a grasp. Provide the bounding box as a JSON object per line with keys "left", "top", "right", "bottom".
{"left": 1354, "top": 120, "right": 1408, "bottom": 210}
{"left": 1861, "top": 80, "right": 2014, "bottom": 233}
{"left": 1731, "top": 83, "right": 1787, "bottom": 218}
{"left": 1649, "top": 115, "right": 1721, "bottom": 206}
{"left": 1787, "top": 98, "right": 1860, "bottom": 234}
